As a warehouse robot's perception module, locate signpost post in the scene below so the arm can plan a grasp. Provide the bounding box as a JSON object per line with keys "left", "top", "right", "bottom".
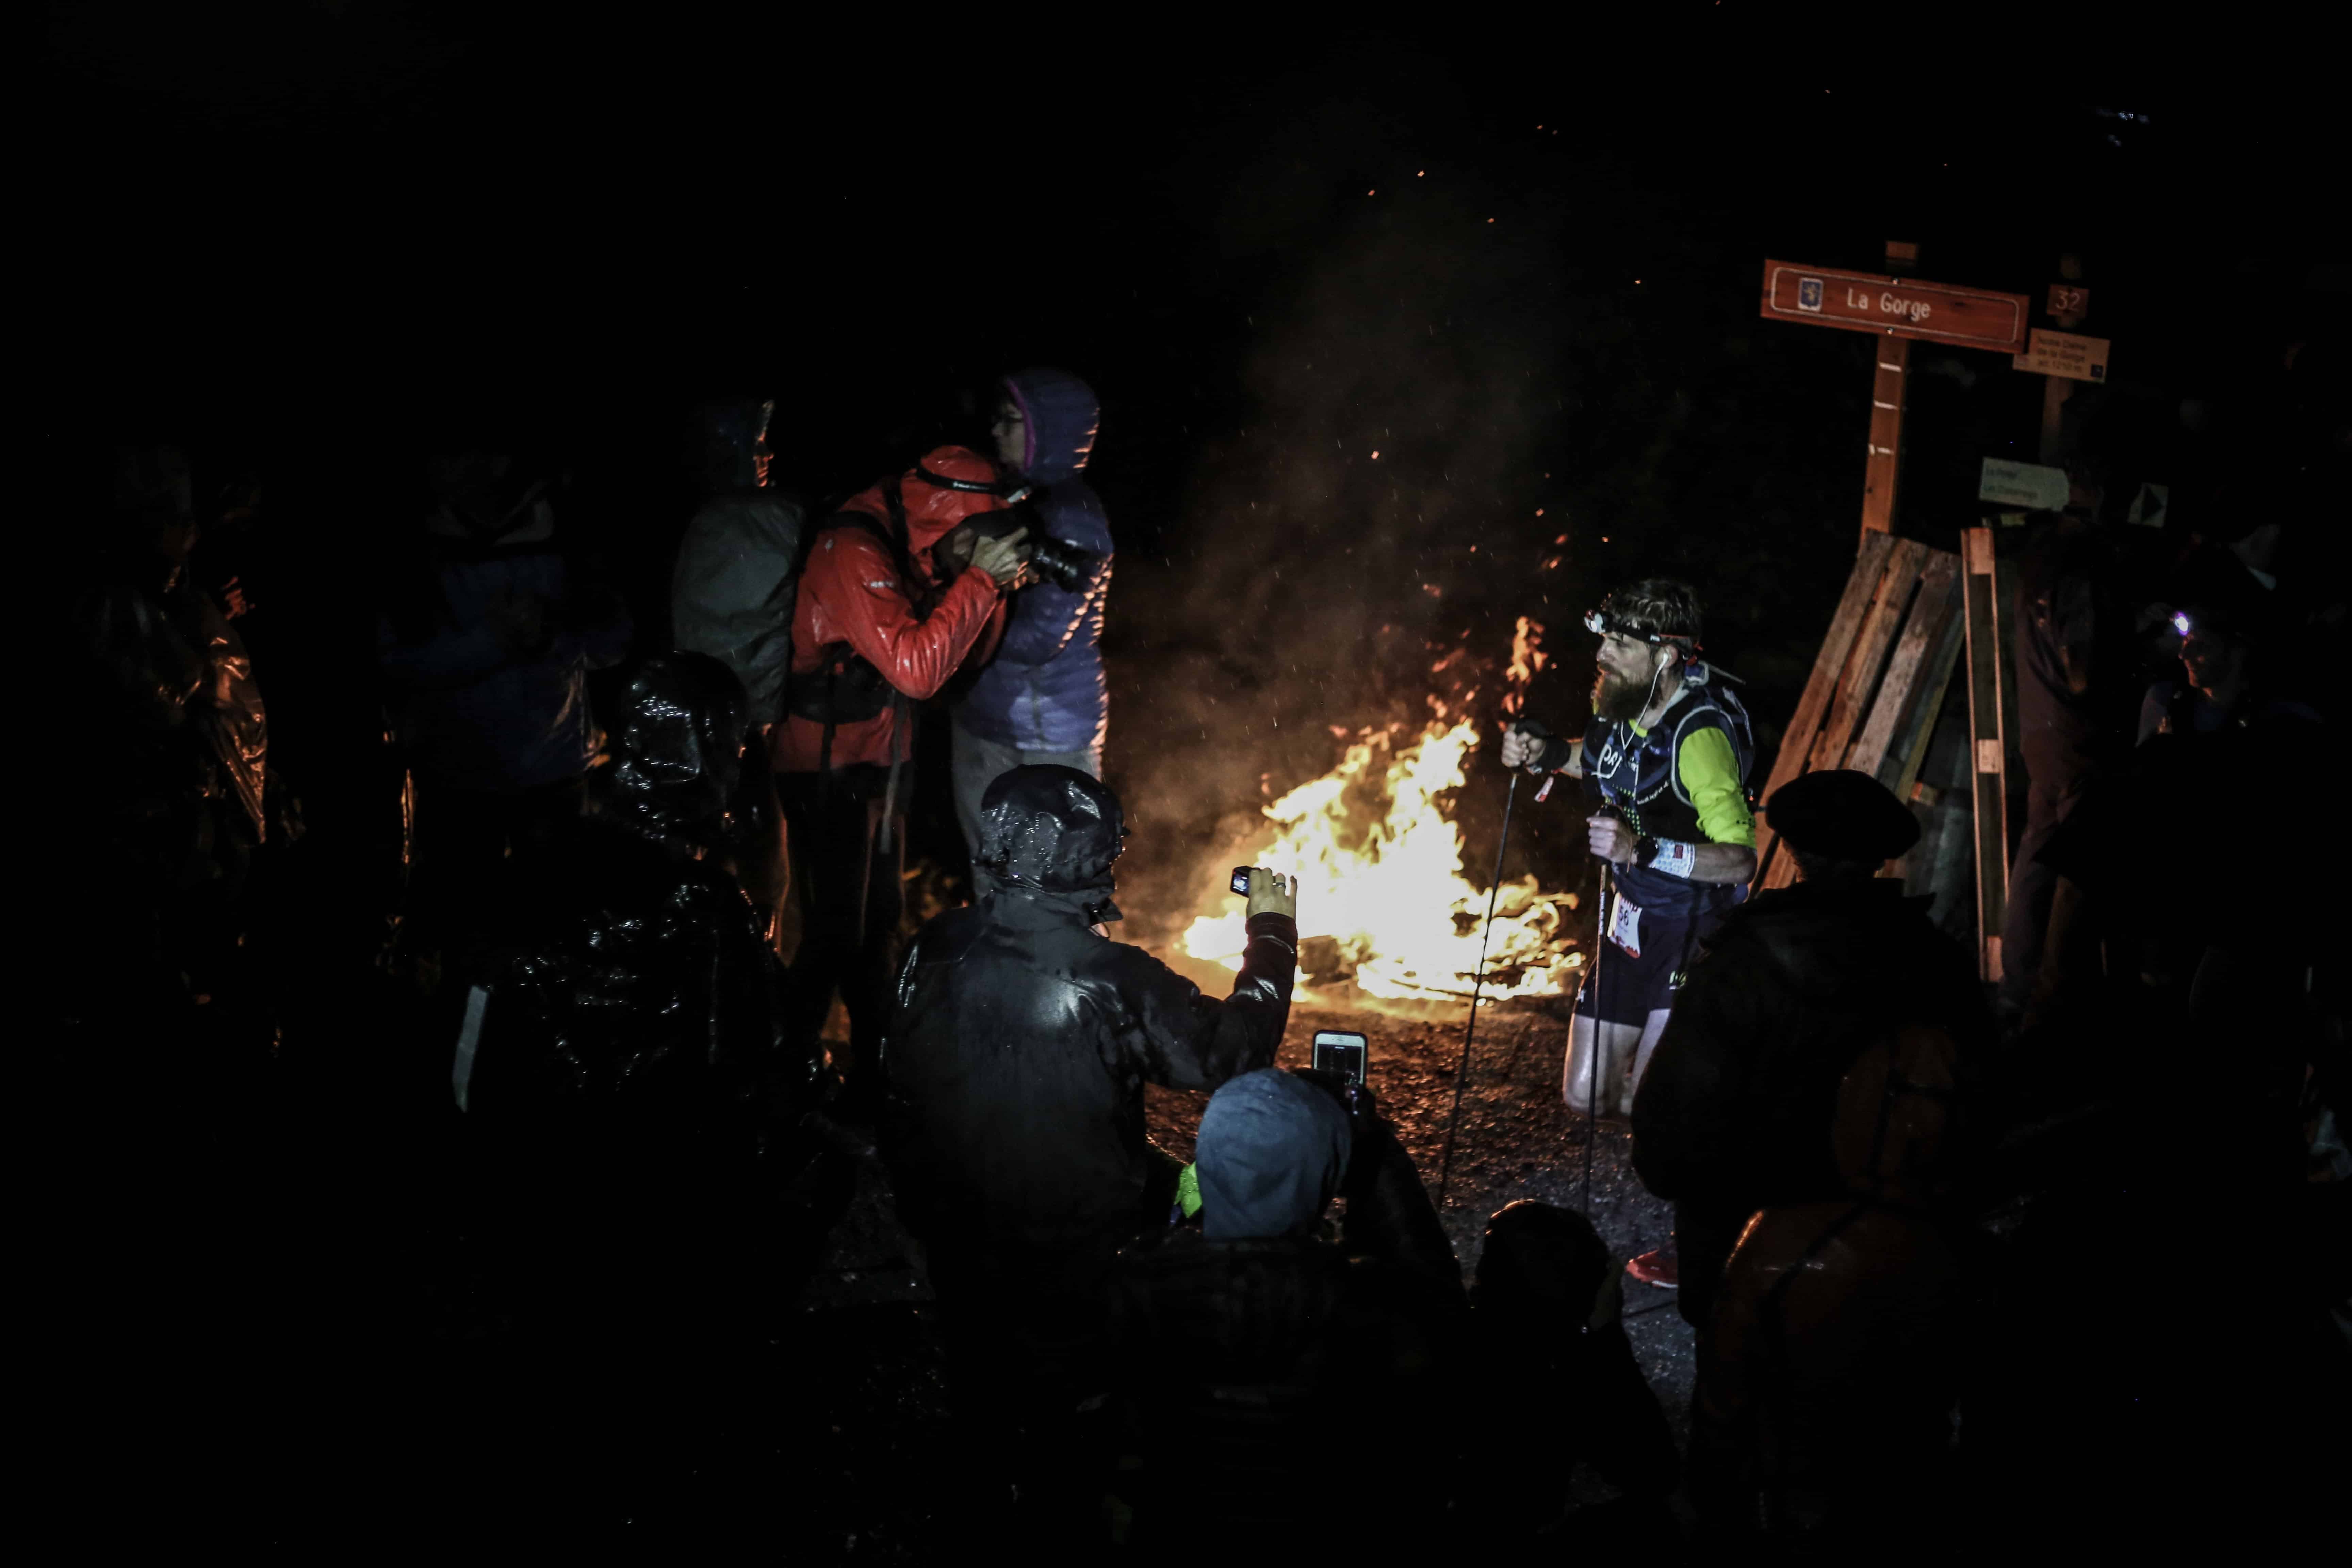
{"left": 1759, "top": 254, "right": 2030, "bottom": 537}
{"left": 1759, "top": 247, "right": 2032, "bottom": 979}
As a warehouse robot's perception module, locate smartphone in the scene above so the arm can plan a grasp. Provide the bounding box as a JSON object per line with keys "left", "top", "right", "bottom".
{"left": 1230, "top": 866, "right": 1255, "bottom": 895}
{"left": 1312, "top": 1030, "right": 1368, "bottom": 1086}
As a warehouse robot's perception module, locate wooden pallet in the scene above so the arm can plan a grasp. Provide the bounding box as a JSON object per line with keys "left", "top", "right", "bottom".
{"left": 1752, "top": 536, "right": 1968, "bottom": 890}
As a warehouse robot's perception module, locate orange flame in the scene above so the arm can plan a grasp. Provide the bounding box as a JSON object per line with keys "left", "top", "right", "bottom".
{"left": 1179, "top": 716, "right": 1581, "bottom": 1002}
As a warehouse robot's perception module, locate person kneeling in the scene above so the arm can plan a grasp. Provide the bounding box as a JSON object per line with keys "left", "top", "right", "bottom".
{"left": 1105, "top": 1068, "right": 1466, "bottom": 1556}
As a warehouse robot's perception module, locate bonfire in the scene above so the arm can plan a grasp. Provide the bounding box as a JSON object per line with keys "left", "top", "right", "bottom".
{"left": 1178, "top": 701, "right": 1583, "bottom": 1003}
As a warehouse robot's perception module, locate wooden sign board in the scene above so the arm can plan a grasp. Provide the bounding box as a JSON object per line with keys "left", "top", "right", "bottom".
{"left": 2014, "top": 327, "right": 2111, "bottom": 382}
{"left": 1760, "top": 260, "right": 2030, "bottom": 354}
{"left": 1979, "top": 457, "right": 2069, "bottom": 511}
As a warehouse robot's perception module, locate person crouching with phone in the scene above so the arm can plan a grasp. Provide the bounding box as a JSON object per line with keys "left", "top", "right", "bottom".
{"left": 880, "top": 765, "right": 1297, "bottom": 1541}
{"left": 1105, "top": 1067, "right": 1465, "bottom": 1555}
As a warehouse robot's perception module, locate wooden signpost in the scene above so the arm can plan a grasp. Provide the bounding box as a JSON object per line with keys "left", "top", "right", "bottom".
{"left": 1754, "top": 246, "right": 2026, "bottom": 978}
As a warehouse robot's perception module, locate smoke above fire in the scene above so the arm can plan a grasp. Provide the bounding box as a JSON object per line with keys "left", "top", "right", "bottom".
{"left": 1105, "top": 101, "right": 1605, "bottom": 996}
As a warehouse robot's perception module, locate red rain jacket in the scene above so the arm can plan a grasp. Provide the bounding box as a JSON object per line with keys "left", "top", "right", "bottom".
{"left": 772, "top": 449, "right": 1008, "bottom": 774}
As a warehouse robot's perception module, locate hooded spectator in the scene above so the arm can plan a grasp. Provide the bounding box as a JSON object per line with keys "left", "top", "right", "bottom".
{"left": 670, "top": 398, "right": 800, "bottom": 929}
{"left": 378, "top": 448, "right": 632, "bottom": 975}
{"left": 467, "top": 650, "right": 818, "bottom": 1136}
{"left": 1460, "top": 1202, "right": 1678, "bottom": 1545}
{"left": 70, "top": 445, "right": 275, "bottom": 995}
{"left": 882, "top": 766, "right": 1297, "bottom": 1540}
{"left": 951, "top": 369, "right": 1115, "bottom": 888}
{"left": 1107, "top": 1069, "right": 1462, "bottom": 1555}
{"left": 773, "top": 445, "right": 1027, "bottom": 1110}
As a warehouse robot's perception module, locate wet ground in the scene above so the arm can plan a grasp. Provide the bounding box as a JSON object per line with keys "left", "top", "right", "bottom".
{"left": 793, "top": 983, "right": 1693, "bottom": 1557}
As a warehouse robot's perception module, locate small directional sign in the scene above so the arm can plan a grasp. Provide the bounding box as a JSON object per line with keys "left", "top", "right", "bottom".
{"left": 2014, "top": 328, "right": 2111, "bottom": 382}
{"left": 1980, "top": 457, "right": 2070, "bottom": 512}
{"left": 2127, "top": 481, "right": 2169, "bottom": 529}
{"left": 1760, "top": 260, "right": 2030, "bottom": 353}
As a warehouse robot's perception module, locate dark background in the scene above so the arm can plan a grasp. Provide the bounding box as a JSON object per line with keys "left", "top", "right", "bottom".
{"left": 36, "top": 5, "right": 2347, "bottom": 919}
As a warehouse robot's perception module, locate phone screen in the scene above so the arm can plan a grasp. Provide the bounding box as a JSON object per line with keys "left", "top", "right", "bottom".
{"left": 1312, "top": 1030, "right": 1368, "bottom": 1086}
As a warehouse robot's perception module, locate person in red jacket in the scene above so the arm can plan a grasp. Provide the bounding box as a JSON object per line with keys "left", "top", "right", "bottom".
{"left": 775, "top": 446, "right": 1028, "bottom": 1111}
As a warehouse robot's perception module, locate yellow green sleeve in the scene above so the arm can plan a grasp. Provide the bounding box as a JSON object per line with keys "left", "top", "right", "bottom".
{"left": 1676, "top": 727, "right": 1755, "bottom": 848}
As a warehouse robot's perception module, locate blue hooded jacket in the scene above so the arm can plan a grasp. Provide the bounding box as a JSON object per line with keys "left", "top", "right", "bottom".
{"left": 953, "top": 368, "right": 1113, "bottom": 754}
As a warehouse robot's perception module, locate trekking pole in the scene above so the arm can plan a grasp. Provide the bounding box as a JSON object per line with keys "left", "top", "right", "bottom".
{"left": 1581, "top": 857, "right": 1610, "bottom": 1213}
{"left": 1437, "top": 770, "right": 1520, "bottom": 1210}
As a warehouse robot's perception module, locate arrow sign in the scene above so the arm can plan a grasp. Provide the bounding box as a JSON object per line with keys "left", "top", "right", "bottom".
{"left": 1761, "top": 260, "right": 2030, "bottom": 354}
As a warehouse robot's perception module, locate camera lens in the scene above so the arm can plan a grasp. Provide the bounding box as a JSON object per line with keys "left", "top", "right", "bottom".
{"left": 1026, "top": 536, "right": 1102, "bottom": 592}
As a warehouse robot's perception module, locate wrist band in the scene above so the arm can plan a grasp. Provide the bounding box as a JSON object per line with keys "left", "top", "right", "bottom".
{"left": 1650, "top": 839, "right": 1697, "bottom": 879}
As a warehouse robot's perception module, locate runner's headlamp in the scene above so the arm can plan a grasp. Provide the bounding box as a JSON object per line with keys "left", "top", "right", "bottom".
{"left": 1584, "top": 605, "right": 1700, "bottom": 652}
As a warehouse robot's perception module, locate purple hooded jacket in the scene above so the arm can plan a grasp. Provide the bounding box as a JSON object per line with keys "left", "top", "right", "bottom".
{"left": 954, "top": 368, "right": 1113, "bottom": 754}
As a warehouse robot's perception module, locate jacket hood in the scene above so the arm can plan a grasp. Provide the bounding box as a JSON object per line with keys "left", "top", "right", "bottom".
{"left": 975, "top": 764, "right": 1125, "bottom": 892}
{"left": 1196, "top": 1070, "right": 1353, "bottom": 1240}
{"left": 1003, "top": 368, "right": 1098, "bottom": 484}
{"left": 840, "top": 444, "right": 1005, "bottom": 552}
{"left": 596, "top": 651, "right": 748, "bottom": 844}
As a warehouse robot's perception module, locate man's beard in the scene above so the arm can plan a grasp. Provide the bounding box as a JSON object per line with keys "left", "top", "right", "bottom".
{"left": 1592, "top": 664, "right": 1651, "bottom": 723}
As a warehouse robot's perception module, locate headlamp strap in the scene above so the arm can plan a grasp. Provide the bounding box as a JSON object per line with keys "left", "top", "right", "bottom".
{"left": 914, "top": 461, "right": 1001, "bottom": 495}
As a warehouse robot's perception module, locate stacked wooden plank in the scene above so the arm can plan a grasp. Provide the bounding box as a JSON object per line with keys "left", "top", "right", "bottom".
{"left": 1751, "top": 535, "right": 1968, "bottom": 890}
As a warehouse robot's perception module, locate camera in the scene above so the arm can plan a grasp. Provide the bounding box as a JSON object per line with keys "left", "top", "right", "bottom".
{"left": 973, "top": 497, "right": 1105, "bottom": 593}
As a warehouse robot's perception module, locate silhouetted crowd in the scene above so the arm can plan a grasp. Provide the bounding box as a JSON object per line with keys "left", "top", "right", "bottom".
{"left": 38, "top": 376, "right": 2347, "bottom": 1558}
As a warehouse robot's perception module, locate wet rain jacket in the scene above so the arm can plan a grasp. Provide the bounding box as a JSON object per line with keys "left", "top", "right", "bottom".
{"left": 772, "top": 448, "right": 1008, "bottom": 774}
{"left": 470, "top": 653, "right": 818, "bottom": 1132}
{"left": 954, "top": 369, "right": 1114, "bottom": 754}
{"left": 671, "top": 493, "right": 805, "bottom": 729}
{"left": 378, "top": 503, "right": 631, "bottom": 791}
{"left": 1631, "top": 879, "right": 1990, "bottom": 1326}
{"left": 881, "top": 767, "right": 1296, "bottom": 1259}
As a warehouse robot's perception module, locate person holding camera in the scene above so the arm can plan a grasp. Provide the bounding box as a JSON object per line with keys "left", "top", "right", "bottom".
{"left": 949, "top": 369, "right": 1115, "bottom": 891}
{"left": 1500, "top": 578, "right": 1755, "bottom": 1288}
{"left": 1105, "top": 1066, "right": 1464, "bottom": 1554}
{"left": 881, "top": 765, "right": 1298, "bottom": 1534}
{"left": 773, "top": 445, "right": 1028, "bottom": 1112}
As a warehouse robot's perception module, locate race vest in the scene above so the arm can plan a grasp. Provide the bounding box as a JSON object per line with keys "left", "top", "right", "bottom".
{"left": 1582, "top": 670, "right": 1755, "bottom": 913}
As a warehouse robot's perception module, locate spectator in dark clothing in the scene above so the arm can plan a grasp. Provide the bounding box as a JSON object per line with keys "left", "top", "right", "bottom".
{"left": 1460, "top": 1202, "right": 1678, "bottom": 1547}
{"left": 457, "top": 651, "right": 827, "bottom": 1523}
{"left": 950, "top": 369, "right": 1115, "bottom": 888}
{"left": 1106, "top": 1068, "right": 1463, "bottom": 1556}
{"left": 70, "top": 446, "right": 277, "bottom": 998}
{"left": 378, "top": 450, "right": 631, "bottom": 978}
{"left": 467, "top": 650, "right": 818, "bottom": 1141}
{"left": 1692, "top": 1012, "right": 1972, "bottom": 1553}
{"left": 2002, "top": 507, "right": 2143, "bottom": 1018}
{"left": 1632, "top": 769, "right": 1992, "bottom": 1334}
{"left": 882, "top": 765, "right": 1297, "bottom": 1539}
{"left": 670, "top": 398, "right": 801, "bottom": 933}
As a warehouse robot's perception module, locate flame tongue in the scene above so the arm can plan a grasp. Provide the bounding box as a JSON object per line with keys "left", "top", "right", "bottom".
{"left": 1179, "top": 717, "right": 1580, "bottom": 1001}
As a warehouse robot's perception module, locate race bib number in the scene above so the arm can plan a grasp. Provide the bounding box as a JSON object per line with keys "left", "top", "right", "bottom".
{"left": 1609, "top": 892, "right": 1643, "bottom": 958}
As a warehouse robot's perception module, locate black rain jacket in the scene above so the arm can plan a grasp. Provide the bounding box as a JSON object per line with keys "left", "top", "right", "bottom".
{"left": 1631, "top": 878, "right": 1991, "bottom": 1326}
{"left": 882, "top": 768, "right": 1297, "bottom": 1261}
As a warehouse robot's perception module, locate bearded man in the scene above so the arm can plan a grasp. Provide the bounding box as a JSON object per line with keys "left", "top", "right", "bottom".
{"left": 1501, "top": 579, "right": 1756, "bottom": 1287}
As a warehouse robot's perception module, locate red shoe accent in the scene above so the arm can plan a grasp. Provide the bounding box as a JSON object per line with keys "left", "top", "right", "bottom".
{"left": 1624, "top": 1248, "right": 1679, "bottom": 1288}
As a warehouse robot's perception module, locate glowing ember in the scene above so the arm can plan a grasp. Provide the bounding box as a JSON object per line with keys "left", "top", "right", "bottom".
{"left": 1179, "top": 716, "right": 1582, "bottom": 1002}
